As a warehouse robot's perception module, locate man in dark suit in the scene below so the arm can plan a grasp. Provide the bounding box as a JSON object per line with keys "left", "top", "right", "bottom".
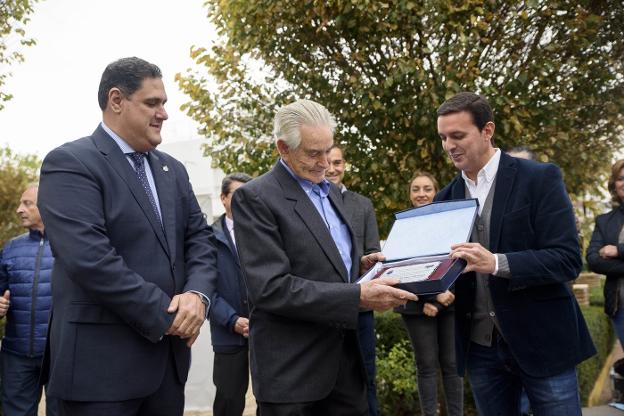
{"left": 326, "top": 144, "right": 381, "bottom": 416}
{"left": 435, "top": 92, "right": 595, "bottom": 415}
{"left": 209, "top": 172, "right": 253, "bottom": 416}
{"left": 37, "top": 57, "right": 218, "bottom": 416}
{"left": 231, "top": 99, "right": 417, "bottom": 416}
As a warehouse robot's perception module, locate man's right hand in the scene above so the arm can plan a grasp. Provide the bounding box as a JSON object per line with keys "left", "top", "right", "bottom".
{"left": 359, "top": 277, "right": 418, "bottom": 311}
{"left": 234, "top": 317, "right": 249, "bottom": 338}
{"left": 0, "top": 290, "right": 10, "bottom": 317}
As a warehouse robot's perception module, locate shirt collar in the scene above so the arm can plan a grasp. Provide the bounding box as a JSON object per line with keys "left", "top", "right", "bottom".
{"left": 461, "top": 148, "right": 501, "bottom": 186}
{"left": 101, "top": 121, "right": 141, "bottom": 154}
{"left": 279, "top": 158, "right": 331, "bottom": 197}
{"left": 225, "top": 215, "right": 234, "bottom": 233}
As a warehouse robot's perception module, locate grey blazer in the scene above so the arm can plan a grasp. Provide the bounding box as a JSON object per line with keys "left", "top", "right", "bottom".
{"left": 231, "top": 162, "right": 363, "bottom": 403}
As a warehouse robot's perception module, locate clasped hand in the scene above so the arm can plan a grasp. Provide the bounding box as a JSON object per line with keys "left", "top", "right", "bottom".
{"left": 165, "top": 292, "right": 206, "bottom": 347}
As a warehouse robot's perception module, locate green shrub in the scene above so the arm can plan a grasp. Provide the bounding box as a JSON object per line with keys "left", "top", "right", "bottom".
{"left": 577, "top": 305, "right": 614, "bottom": 405}
{"left": 589, "top": 283, "right": 605, "bottom": 308}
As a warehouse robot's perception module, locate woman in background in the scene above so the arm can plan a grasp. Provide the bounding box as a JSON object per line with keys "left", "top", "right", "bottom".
{"left": 587, "top": 159, "right": 624, "bottom": 346}
{"left": 395, "top": 171, "right": 463, "bottom": 416}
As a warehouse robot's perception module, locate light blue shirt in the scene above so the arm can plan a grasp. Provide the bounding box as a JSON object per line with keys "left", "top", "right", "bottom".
{"left": 279, "top": 159, "right": 353, "bottom": 281}
{"left": 101, "top": 122, "right": 163, "bottom": 220}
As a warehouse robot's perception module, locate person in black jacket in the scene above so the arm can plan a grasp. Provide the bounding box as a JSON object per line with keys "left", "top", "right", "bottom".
{"left": 209, "top": 172, "right": 253, "bottom": 416}
{"left": 587, "top": 159, "right": 624, "bottom": 346}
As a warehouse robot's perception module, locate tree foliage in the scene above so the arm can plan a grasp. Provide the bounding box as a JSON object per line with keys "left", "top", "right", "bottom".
{"left": 178, "top": 0, "right": 624, "bottom": 235}
{"left": 0, "top": 146, "right": 40, "bottom": 245}
{"left": 0, "top": 0, "right": 38, "bottom": 111}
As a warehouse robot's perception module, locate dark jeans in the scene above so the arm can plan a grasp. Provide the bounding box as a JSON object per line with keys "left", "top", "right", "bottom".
{"left": 612, "top": 306, "right": 624, "bottom": 348}
{"left": 357, "top": 311, "right": 378, "bottom": 416}
{"left": 402, "top": 311, "right": 463, "bottom": 416}
{"left": 213, "top": 348, "right": 251, "bottom": 416}
{"left": 1, "top": 350, "right": 58, "bottom": 416}
{"left": 467, "top": 338, "right": 581, "bottom": 416}
{"left": 58, "top": 349, "right": 183, "bottom": 416}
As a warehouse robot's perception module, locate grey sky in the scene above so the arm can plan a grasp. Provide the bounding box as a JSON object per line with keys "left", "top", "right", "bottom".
{"left": 0, "top": 0, "right": 217, "bottom": 158}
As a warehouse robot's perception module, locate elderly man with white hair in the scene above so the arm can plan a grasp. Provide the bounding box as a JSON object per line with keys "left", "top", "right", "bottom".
{"left": 231, "top": 99, "right": 417, "bottom": 416}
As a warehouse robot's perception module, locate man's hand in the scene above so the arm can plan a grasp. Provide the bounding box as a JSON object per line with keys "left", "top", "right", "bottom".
{"left": 435, "top": 290, "right": 455, "bottom": 307}
{"left": 360, "top": 277, "right": 418, "bottom": 311}
{"left": 0, "top": 290, "right": 9, "bottom": 317}
{"left": 450, "top": 242, "right": 496, "bottom": 274}
{"left": 599, "top": 244, "right": 619, "bottom": 259}
{"left": 360, "top": 252, "right": 385, "bottom": 275}
{"left": 166, "top": 292, "right": 206, "bottom": 340}
{"left": 234, "top": 317, "right": 250, "bottom": 338}
{"left": 423, "top": 303, "right": 439, "bottom": 317}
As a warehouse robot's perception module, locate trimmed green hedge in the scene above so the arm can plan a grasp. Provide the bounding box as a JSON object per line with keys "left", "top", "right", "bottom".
{"left": 376, "top": 305, "right": 613, "bottom": 414}
{"left": 578, "top": 305, "right": 614, "bottom": 404}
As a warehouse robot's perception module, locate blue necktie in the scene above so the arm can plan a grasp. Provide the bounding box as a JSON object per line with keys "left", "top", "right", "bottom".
{"left": 128, "top": 152, "right": 162, "bottom": 226}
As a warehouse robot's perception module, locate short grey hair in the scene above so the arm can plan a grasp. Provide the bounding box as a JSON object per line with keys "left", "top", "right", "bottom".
{"left": 273, "top": 99, "right": 337, "bottom": 149}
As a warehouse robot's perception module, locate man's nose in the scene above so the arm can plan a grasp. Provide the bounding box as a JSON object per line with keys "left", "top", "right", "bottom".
{"left": 157, "top": 106, "right": 168, "bottom": 120}
{"left": 318, "top": 156, "right": 329, "bottom": 168}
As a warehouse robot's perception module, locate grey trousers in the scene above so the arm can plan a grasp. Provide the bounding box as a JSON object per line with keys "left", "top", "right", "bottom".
{"left": 402, "top": 311, "right": 463, "bottom": 416}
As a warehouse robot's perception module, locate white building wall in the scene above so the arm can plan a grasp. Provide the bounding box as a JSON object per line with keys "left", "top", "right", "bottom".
{"left": 158, "top": 138, "right": 225, "bottom": 411}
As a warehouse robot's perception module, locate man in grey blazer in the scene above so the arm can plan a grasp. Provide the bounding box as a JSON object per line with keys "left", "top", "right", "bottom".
{"left": 232, "top": 99, "right": 417, "bottom": 416}
{"left": 326, "top": 144, "right": 381, "bottom": 416}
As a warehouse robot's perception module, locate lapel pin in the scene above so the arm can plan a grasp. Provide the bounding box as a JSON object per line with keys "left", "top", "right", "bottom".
{"left": 163, "top": 165, "right": 169, "bottom": 172}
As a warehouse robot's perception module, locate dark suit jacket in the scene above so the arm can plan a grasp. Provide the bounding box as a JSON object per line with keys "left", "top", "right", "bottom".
{"left": 587, "top": 206, "right": 624, "bottom": 317}
{"left": 231, "top": 162, "right": 362, "bottom": 403}
{"left": 341, "top": 190, "right": 381, "bottom": 255}
{"left": 436, "top": 152, "right": 595, "bottom": 377}
{"left": 37, "top": 125, "right": 218, "bottom": 401}
{"left": 209, "top": 215, "right": 249, "bottom": 353}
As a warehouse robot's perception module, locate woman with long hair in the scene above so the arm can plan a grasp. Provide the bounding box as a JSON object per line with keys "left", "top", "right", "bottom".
{"left": 395, "top": 171, "right": 463, "bottom": 416}
{"left": 587, "top": 160, "right": 624, "bottom": 346}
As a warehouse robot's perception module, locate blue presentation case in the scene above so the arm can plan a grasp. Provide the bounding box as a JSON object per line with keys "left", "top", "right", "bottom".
{"left": 359, "top": 199, "right": 478, "bottom": 295}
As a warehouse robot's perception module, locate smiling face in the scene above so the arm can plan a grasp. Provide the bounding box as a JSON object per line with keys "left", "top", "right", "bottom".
{"left": 410, "top": 176, "right": 437, "bottom": 207}
{"left": 326, "top": 147, "right": 346, "bottom": 186}
{"left": 277, "top": 124, "right": 333, "bottom": 183}
{"left": 108, "top": 77, "right": 168, "bottom": 152}
{"left": 438, "top": 111, "right": 495, "bottom": 181}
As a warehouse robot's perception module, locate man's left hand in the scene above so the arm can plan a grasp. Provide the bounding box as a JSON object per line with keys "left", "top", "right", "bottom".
{"left": 360, "top": 252, "right": 385, "bottom": 274}
{"left": 599, "top": 244, "right": 619, "bottom": 259}
{"left": 450, "top": 242, "right": 496, "bottom": 274}
{"left": 166, "top": 292, "right": 206, "bottom": 340}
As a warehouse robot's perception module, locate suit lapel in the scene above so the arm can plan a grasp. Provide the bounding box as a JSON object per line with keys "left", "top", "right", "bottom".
{"left": 489, "top": 153, "right": 517, "bottom": 253}
{"left": 328, "top": 187, "right": 359, "bottom": 280}
{"left": 91, "top": 126, "right": 170, "bottom": 259}
{"left": 148, "top": 151, "right": 176, "bottom": 260}
{"left": 274, "top": 163, "right": 350, "bottom": 283}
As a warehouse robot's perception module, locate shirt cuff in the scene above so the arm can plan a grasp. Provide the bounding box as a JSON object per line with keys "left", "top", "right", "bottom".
{"left": 187, "top": 290, "right": 211, "bottom": 319}
{"left": 493, "top": 254, "right": 512, "bottom": 278}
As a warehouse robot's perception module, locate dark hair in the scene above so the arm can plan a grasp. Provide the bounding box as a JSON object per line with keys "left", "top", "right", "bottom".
{"left": 508, "top": 146, "right": 535, "bottom": 161}
{"left": 221, "top": 172, "right": 252, "bottom": 195}
{"left": 608, "top": 159, "right": 624, "bottom": 206}
{"left": 408, "top": 170, "right": 439, "bottom": 195}
{"left": 437, "top": 92, "right": 493, "bottom": 131}
{"left": 97, "top": 57, "right": 162, "bottom": 110}
{"left": 330, "top": 144, "right": 346, "bottom": 160}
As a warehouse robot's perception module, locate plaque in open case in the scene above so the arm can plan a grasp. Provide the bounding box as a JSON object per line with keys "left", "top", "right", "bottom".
{"left": 357, "top": 199, "right": 478, "bottom": 295}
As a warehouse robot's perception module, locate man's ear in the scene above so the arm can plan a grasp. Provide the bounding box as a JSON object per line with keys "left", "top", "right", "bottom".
{"left": 276, "top": 139, "right": 290, "bottom": 157}
{"left": 108, "top": 88, "right": 124, "bottom": 114}
{"left": 483, "top": 121, "right": 495, "bottom": 142}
